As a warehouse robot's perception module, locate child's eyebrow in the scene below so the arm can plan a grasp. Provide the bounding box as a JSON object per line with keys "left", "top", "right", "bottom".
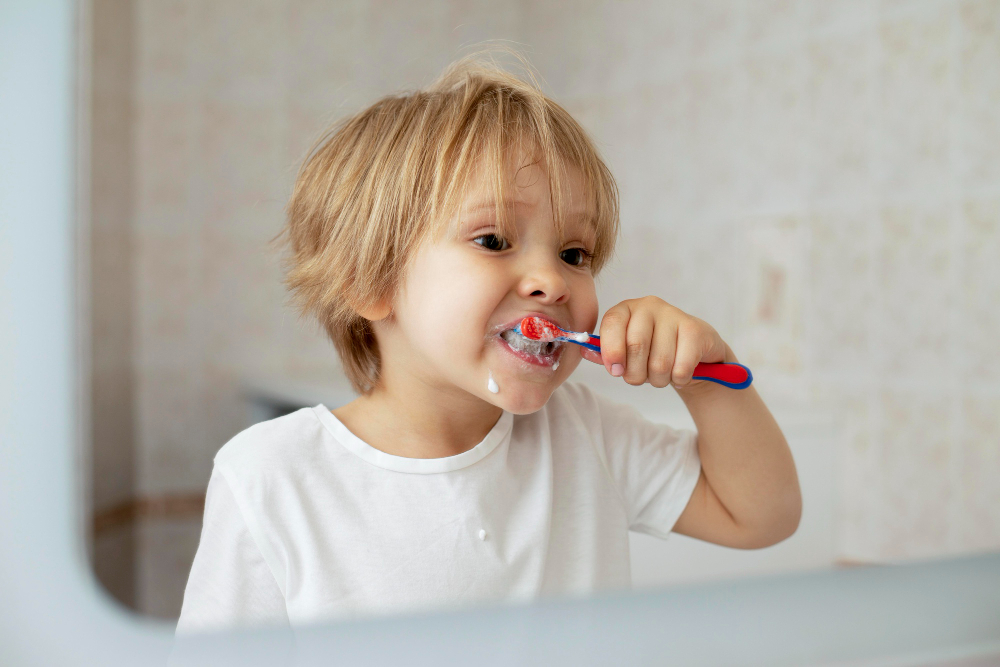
{"left": 457, "top": 199, "right": 597, "bottom": 241}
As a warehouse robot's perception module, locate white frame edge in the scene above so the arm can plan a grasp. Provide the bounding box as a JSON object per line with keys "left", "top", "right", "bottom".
{"left": 1, "top": 1, "right": 998, "bottom": 665}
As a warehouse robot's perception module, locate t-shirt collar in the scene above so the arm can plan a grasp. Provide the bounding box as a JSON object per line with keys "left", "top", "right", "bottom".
{"left": 312, "top": 404, "right": 513, "bottom": 474}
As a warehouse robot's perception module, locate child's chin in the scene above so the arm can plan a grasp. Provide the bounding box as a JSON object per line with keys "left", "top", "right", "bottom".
{"left": 489, "top": 383, "right": 556, "bottom": 415}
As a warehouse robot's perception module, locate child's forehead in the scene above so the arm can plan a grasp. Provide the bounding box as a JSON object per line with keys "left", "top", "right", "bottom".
{"left": 455, "top": 161, "right": 592, "bottom": 221}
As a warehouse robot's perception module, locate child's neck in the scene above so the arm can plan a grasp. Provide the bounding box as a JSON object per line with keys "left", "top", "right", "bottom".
{"left": 332, "top": 377, "right": 503, "bottom": 460}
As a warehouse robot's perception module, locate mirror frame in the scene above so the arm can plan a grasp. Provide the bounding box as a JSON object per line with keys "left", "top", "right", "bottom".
{"left": 2, "top": 2, "right": 999, "bottom": 664}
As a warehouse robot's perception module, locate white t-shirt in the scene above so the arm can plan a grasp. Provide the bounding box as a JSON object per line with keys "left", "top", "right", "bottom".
{"left": 174, "top": 381, "right": 701, "bottom": 635}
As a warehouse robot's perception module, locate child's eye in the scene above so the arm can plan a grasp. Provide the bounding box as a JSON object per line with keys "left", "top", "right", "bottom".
{"left": 473, "top": 234, "right": 510, "bottom": 252}
{"left": 560, "top": 247, "right": 593, "bottom": 267}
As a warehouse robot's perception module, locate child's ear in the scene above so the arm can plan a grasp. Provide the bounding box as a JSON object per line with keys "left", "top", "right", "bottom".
{"left": 355, "top": 297, "right": 393, "bottom": 322}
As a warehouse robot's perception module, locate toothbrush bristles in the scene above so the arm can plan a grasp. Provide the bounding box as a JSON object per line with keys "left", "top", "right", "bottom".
{"left": 519, "top": 316, "right": 562, "bottom": 342}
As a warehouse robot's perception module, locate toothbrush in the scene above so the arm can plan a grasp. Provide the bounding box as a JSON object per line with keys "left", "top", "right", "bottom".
{"left": 514, "top": 315, "right": 753, "bottom": 390}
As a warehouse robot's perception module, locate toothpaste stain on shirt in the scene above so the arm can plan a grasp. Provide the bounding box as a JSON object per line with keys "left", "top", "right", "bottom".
{"left": 487, "top": 370, "right": 500, "bottom": 394}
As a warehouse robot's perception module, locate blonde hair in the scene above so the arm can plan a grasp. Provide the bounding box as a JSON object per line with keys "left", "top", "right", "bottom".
{"left": 280, "top": 48, "right": 620, "bottom": 395}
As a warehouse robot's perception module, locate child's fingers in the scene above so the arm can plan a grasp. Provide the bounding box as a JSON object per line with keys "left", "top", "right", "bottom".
{"left": 597, "top": 303, "right": 631, "bottom": 376}
{"left": 622, "top": 309, "right": 654, "bottom": 386}
{"left": 671, "top": 321, "right": 703, "bottom": 388}
{"left": 647, "top": 320, "right": 678, "bottom": 388}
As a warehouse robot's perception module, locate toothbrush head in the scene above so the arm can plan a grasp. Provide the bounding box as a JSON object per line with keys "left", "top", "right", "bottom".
{"left": 516, "top": 316, "right": 591, "bottom": 343}
{"left": 517, "top": 316, "right": 562, "bottom": 342}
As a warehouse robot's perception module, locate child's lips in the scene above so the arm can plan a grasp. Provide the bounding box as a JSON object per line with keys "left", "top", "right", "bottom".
{"left": 487, "top": 312, "right": 574, "bottom": 339}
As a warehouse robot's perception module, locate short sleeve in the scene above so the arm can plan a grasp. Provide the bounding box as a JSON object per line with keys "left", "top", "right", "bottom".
{"left": 570, "top": 384, "right": 702, "bottom": 539}
{"left": 174, "top": 467, "right": 290, "bottom": 636}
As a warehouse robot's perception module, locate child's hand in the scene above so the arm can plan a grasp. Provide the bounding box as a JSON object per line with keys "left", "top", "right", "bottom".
{"left": 579, "top": 296, "right": 730, "bottom": 389}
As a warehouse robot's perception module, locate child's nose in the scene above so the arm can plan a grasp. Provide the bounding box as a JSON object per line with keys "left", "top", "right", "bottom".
{"left": 516, "top": 253, "right": 570, "bottom": 304}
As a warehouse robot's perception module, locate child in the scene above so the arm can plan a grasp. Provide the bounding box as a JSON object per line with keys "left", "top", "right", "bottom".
{"left": 175, "top": 52, "right": 801, "bottom": 635}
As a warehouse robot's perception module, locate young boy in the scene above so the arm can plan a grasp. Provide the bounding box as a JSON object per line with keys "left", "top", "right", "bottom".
{"left": 175, "top": 53, "right": 801, "bottom": 635}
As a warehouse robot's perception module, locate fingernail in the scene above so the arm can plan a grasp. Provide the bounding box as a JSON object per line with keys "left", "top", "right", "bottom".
{"left": 611, "top": 363, "right": 624, "bottom": 377}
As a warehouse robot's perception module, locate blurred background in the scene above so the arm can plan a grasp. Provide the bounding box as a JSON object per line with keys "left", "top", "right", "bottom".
{"left": 79, "top": 0, "right": 1000, "bottom": 621}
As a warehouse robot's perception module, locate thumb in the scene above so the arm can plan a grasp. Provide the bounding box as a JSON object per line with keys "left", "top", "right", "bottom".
{"left": 580, "top": 347, "right": 604, "bottom": 365}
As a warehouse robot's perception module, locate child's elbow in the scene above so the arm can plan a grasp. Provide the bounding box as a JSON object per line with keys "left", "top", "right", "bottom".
{"left": 768, "top": 487, "right": 803, "bottom": 547}
{"left": 778, "top": 492, "right": 803, "bottom": 543}
{"left": 743, "top": 487, "right": 802, "bottom": 549}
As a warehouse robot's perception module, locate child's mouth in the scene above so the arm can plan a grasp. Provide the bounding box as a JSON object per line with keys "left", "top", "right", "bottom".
{"left": 498, "top": 328, "right": 564, "bottom": 366}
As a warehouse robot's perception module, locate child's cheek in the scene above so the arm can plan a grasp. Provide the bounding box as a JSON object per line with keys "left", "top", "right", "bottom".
{"left": 573, "top": 280, "right": 600, "bottom": 333}
{"left": 415, "top": 254, "right": 495, "bottom": 356}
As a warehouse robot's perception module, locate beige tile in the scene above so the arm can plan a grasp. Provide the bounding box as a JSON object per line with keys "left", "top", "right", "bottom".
{"left": 960, "top": 393, "right": 1000, "bottom": 552}
{"left": 630, "top": 82, "right": 692, "bottom": 219}
{"left": 91, "top": 365, "right": 136, "bottom": 511}
{"left": 877, "top": 206, "right": 953, "bottom": 378}
{"left": 876, "top": 388, "right": 954, "bottom": 560}
{"left": 829, "top": 393, "right": 881, "bottom": 561}
{"left": 279, "top": 318, "right": 348, "bottom": 379}
{"left": 807, "top": 210, "right": 875, "bottom": 374}
{"left": 134, "top": 233, "right": 200, "bottom": 371}
{"left": 135, "top": 98, "right": 196, "bottom": 227}
{"left": 90, "top": 224, "right": 133, "bottom": 373}
{"left": 628, "top": 1, "right": 693, "bottom": 82}
{"left": 196, "top": 100, "right": 285, "bottom": 235}
{"left": 686, "top": 0, "right": 742, "bottom": 65}
{"left": 683, "top": 65, "right": 740, "bottom": 214}
{"left": 734, "top": 215, "right": 807, "bottom": 376}
{"left": 517, "top": 0, "right": 621, "bottom": 99}
{"left": 135, "top": 0, "right": 197, "bottom": 98}
{"left": 742, "top": 48, "right": 809, "bottom": 210}
{"left": 134, "top": 367, "right": 212, "bottom": 497}
{"left": 190, "top": 0, "right": 287, "bottom": 103}
{"left": 810, "top": 0, "right": 876, "bottom": 33}
{"left": 92, "top": 523, "right": 138, "bottom": 612}
{"left": 285, "top": 0, "right": 368, "bottom": 106}
{"left": 446, "top": 0, "right": 522, "bottom": 53}
{"left": 958, "top": 0, "right": 1000, "bottom": 190}
{"left": 876, "top": 4, "right": 954, "bottom": 196}
{"left": 136, "top": 517, "right": 203, "bottom": 619}
{"left": 199, "top": 233, "right": 285, "bottom": 370}
{"left": 960, "top": 199, "right": 1000, "bottom": 381}
{"left": 746, "top": 0, "right": 810, "bottom": 52}
{"left": 808, "top": 28, "right": 876, "bottom": 204}
{"left": 359, "top": 0, "right": 452, "bottom": 94}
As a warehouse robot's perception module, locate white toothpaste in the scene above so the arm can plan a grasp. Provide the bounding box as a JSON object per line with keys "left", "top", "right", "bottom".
{"left": 487, "top": 370, "right": 500, "bottom": 394}
{"left": 568, "top": 331, "right": 590, "bottom": 343}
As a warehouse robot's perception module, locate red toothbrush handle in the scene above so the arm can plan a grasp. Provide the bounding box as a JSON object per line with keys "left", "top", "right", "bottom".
{"left": 691, "top": 362, "right": 753, "bottom": 389}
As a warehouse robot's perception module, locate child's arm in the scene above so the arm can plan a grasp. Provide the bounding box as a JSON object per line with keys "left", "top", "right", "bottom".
{"left": 588, "top": 297, "right": 802, "bottom": 549}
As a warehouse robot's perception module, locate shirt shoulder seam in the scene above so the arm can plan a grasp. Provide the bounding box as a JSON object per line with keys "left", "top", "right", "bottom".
{"left": 214, "top": 464, "right": 290, "bottom": 606}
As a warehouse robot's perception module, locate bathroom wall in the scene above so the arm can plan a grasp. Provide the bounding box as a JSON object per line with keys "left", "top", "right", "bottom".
{"left": 119, "top": 0, "right": 527, "bottom": 619}
{"left": 88, "top": 0, "right": 137, "bottom": 609}
{"left": 87, "top": 0, "right": 1000, "bottom": 617}
{"left": 521, "top": 0, "right": 1000, "bottom": 566}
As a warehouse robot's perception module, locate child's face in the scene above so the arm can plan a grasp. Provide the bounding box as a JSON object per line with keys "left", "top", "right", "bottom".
{"left": 381, "top": 155, "right": 600, "bottom": 414}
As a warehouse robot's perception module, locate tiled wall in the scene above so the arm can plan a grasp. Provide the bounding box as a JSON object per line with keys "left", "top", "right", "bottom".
{"left": 523, "top": 0, "right": 1000, "bottom": 565}
{"left": 125, "top": 0, "right": 527, "bottom": 619}
{"left": 88, "top": 0, "right": 1000, "bottom": 617}
{"left": 89, "top": 0, "right": 137, "bottom": 610}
